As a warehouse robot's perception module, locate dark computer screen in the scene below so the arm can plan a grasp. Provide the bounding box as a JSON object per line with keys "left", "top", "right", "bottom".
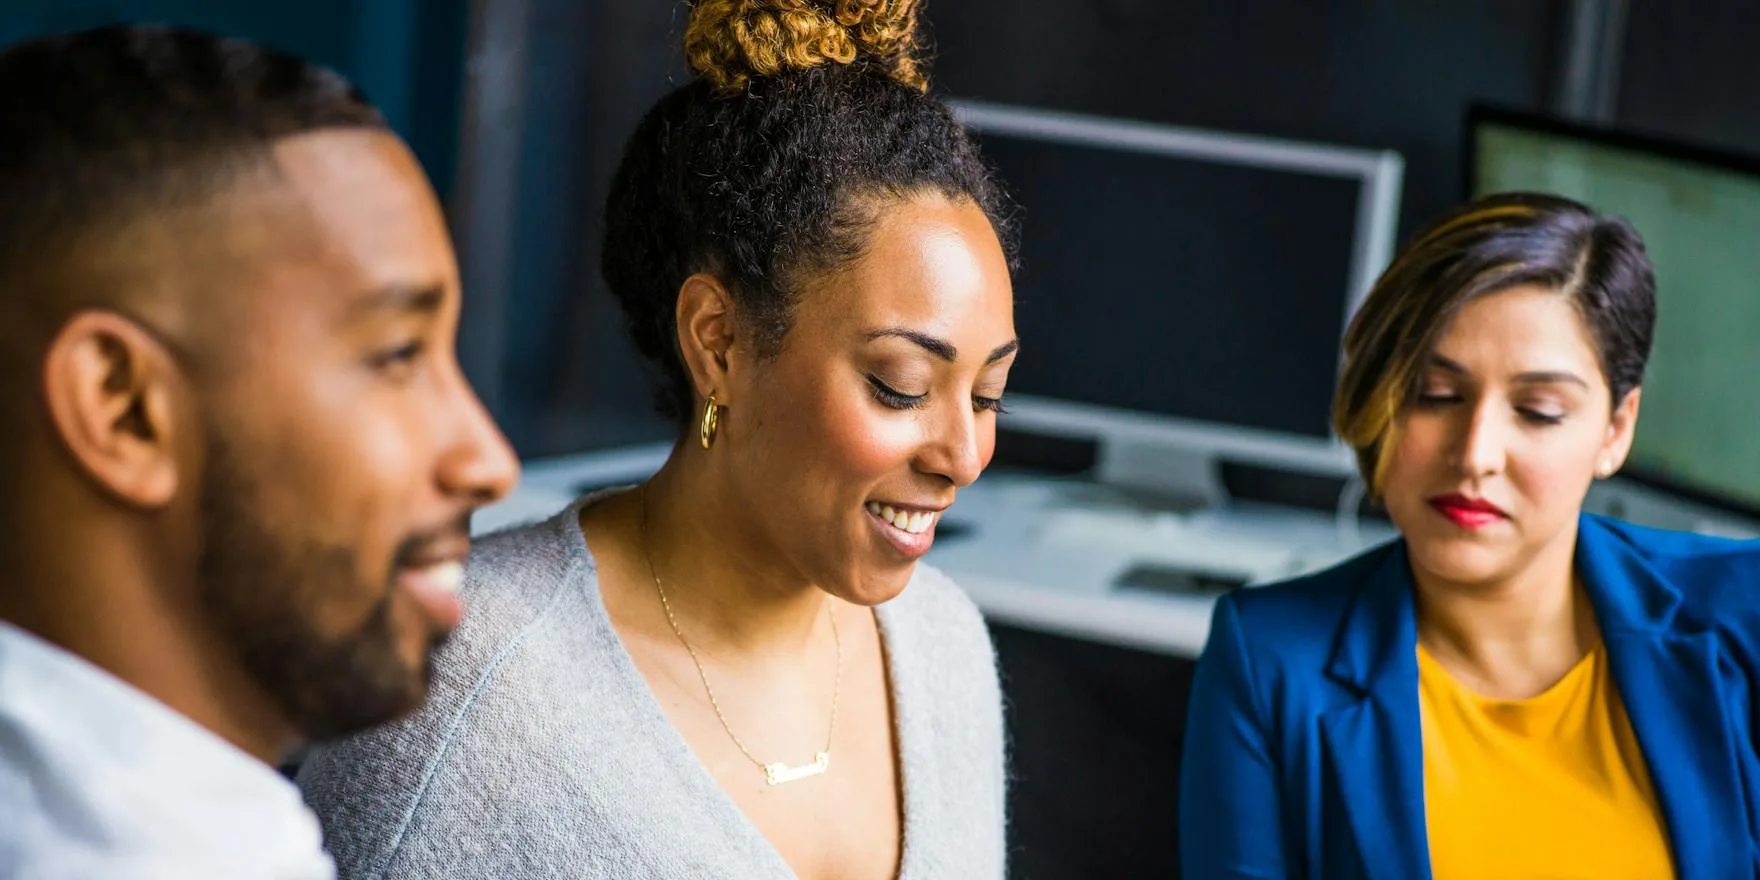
{"left": 1470, "top": 107, "right": 1760, "bottom": 516}
{"left": 973, "top": 129, "right": 1364, "bottom": 440}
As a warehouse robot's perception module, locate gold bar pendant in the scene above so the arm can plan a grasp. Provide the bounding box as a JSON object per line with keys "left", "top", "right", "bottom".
{"left": 763, "top": 751, "right": 830, "bottom": 785}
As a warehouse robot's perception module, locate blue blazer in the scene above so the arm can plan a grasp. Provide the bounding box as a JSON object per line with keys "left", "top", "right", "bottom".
{"left": 1179, "top": 514, "right": 1760, "bottom": 879}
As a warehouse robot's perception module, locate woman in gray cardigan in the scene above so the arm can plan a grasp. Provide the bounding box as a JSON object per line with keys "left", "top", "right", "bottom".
{"left": 296, "top": 1, "right": 1019, "bottom": 877}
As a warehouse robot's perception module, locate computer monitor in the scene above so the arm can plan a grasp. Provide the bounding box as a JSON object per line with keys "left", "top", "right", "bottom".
{"left": 950, "top": 101, "right": 1404, "bottom": 491}
{"left": 1469, "top": 106, "right": 1760, "bottom": 518}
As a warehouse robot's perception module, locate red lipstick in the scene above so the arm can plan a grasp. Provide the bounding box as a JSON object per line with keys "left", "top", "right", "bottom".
{"left": 1428, "top": 493, "right": 1508, "bottom": 530}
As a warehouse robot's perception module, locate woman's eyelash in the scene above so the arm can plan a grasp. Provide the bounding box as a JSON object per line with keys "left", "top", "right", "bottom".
{"left": 868, "top": 377, "right": 927, "bottom": 410}
{"left": 870, "top": 376, "right": 1009, "bottom": 415}
{"left": 1414, "top": 392, "right": 1566, "bottom": 425}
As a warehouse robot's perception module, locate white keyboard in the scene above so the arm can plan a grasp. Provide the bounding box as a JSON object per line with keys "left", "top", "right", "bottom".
{"left": 1037, "top": 508, "right": 1295, "bottom": 583}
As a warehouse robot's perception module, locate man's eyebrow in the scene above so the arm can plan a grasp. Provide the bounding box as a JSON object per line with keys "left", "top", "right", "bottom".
{"left": 346, "top": 284, "right": 446, "bottom": 320}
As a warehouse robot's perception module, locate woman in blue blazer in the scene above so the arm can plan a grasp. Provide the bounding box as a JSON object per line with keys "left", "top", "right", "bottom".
{"left": 1180, "top": 192, "right": 1760, "bottom": 879}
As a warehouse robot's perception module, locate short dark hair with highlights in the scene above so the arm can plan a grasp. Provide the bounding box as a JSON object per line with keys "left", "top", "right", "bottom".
{"left": 601, "top": 0, "right": 1017, "bottom": 426}
{"left": 1334, "top": 191, "right": 1657, "bottom": 492}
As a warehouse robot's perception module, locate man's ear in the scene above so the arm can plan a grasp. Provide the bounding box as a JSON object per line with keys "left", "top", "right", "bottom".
{"left": 40, "top": 311, "right": 186, "bottom": 509}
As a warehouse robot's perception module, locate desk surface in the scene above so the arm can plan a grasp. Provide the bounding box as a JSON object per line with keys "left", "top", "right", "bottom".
{"left": 922, "top": 472, "right": 1395, "bottom": 655}
{"left": 474, "top": 444, "right": 1395, "bottom": 658}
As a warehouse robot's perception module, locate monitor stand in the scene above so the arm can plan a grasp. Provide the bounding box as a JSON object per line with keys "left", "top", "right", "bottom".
{"left": 1094, "top": 436, "right": 1223, "bottom": 512}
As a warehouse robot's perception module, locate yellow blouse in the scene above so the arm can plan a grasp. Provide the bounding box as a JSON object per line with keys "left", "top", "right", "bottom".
{"left": 1418, "top": 643, "right": 1674, "bottom": 879}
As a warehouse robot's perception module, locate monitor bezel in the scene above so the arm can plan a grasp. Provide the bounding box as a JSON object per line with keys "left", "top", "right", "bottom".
{"left": 950, "top": 99, "right": 1405, "bottom": 482}
{"left": 1464, "top": 103, "right": 1760, "bottom": 520}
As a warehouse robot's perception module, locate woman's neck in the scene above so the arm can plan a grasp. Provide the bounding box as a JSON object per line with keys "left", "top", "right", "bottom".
{"left": 1411, "top": 526, "right": 1601, "bottom": 699}
{"left": 633, "top": 453, "right": 833, "bottom": 658}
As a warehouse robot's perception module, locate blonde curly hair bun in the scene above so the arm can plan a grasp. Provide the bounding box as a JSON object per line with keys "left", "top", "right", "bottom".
{"left": 684, "top": 0, "right": 927, "bottom": 94}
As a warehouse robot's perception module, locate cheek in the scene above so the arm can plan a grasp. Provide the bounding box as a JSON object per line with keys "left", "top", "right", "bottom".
{"left": 808, "top": 381, "right": 920, "bottom": 486}
{"left": 1506, "top": 431, "right": 1600, "bottom": 513}
{"left": 1377, "top": 417, "right": 1454, "bottom": 534}
{"left": 1382, "top": 418, "right": 1445, "bottom": 493}
{"left": 229, "top": 376, "right": 430, "bottom": 561}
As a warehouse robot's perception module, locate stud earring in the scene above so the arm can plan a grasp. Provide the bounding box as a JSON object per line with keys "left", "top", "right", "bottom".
{"left": 699, "top": 394, "right": 721, "bottom": 450}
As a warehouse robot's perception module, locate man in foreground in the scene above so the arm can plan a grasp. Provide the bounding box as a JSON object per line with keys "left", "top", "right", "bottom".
{"left": 0, "top": 24, "right": 519, "bottom": 878}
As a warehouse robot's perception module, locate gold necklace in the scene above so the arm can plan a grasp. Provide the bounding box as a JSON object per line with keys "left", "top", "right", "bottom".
{"left": 639, "top": 487, "right": 843, "bottom": 786}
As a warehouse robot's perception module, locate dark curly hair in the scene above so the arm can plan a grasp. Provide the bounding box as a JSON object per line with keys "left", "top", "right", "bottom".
{"left": 602, "top": 0, "right": 1016, "bottom": 425}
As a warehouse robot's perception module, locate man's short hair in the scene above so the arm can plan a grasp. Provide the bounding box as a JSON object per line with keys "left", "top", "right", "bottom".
{"left": 0, "top": 24, "right": 387, "bottom": 307}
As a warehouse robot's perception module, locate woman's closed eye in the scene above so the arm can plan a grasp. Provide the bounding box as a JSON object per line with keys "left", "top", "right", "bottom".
{"left": 868, "top": 376, "right": 928, "bottom": 410}
{"left": 1414, "top": 389, "right": 1566, "bottom": 426}
{"left": 1515, "top": 402, "right": 1567, "bottom": 425}
{"left": 870, "top": 375, "right": 1011, "bottom": 415}
{"left": 1519, "top": 409, "right": 1566, "bottom": 425}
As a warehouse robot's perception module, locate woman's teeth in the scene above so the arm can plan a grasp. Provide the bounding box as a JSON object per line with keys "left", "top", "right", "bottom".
{"left": 866, "top": 501, "right": 938, "bottom": 535}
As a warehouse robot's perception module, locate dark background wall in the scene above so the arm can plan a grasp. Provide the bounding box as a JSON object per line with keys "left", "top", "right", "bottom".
{"left": 928, "top": 1, "right": 1557, "bottom": 239}
{"left": 1619, "top": 2, "right": 1760, "bottom": 156}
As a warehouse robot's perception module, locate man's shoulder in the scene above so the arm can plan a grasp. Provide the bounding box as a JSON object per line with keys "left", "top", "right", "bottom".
{"left": 0, "top": 751, "right": 335, "bottom": 880}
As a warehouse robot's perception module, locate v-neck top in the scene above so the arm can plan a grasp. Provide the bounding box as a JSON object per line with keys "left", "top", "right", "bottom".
{"left": 296, "top": 494, "right": 1007, "bottom": 879}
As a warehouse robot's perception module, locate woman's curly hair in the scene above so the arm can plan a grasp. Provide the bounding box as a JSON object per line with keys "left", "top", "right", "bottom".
{"left": 602, "top": 0, "right": 1015, "bottom": 424}
{"left": 685, "top": 0, "right": 927, "bottom": 94}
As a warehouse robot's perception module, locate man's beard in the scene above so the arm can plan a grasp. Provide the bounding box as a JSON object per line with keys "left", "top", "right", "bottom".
{"left": 194, "top": 434, "right": 452, "bottom": 743}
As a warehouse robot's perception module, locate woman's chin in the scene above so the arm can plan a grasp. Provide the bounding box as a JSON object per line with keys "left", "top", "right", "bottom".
{"left": 826, "top": 567, "right": 917, "bottom": 608}
{"left": 1407, "top": 538, "right": 1515, "bottom": 589}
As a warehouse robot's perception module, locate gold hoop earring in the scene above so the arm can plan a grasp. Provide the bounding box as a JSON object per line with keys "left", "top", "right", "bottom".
{"left": 699, "top": 394, "right": 721, "bottom": 450}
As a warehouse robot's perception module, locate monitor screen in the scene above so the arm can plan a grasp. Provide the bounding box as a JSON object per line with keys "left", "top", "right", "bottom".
{"left": 964, "top": 107, "right": 1387, "bottom": 441}
{"left": 1471, "top": 108, "right": 1760, "bottom": 516}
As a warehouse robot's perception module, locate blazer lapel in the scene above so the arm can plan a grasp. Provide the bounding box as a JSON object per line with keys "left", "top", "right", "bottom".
{"left": 1319, "top": 544, "right": 1433, "bottom": 880}
{"left": 1578, "top": 518, "right": 1749, "bottom": 880}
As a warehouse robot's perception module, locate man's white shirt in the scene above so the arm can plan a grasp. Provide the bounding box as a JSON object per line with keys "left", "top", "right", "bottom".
{"left": 0, "top": 621, "right": 335, "bottom": 880}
